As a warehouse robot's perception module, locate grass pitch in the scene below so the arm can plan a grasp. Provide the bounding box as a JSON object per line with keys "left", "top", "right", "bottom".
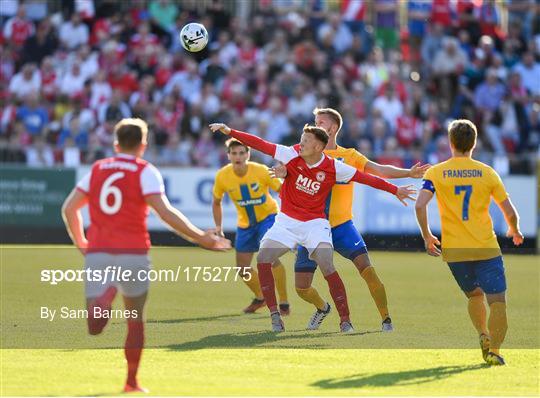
{"left": 1, "top": 246, "right": 539, "bottom": 396}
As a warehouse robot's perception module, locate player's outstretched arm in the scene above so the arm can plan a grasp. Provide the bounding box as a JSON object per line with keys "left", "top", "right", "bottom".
{"left": 414, "top": 189, "right": 441, "bottom": 256}
{"left": 497, "top": 198, "right": 524, "bottom": 246}
{"left": 146, "top": 194, "right": 231, "bottom": 250}
{"left": 365, "top": 160, "right": 431, "bottom": 179}
{"left": 62, "top": 188, "right": 89, "bottom": 254}
{"left": 209, "top": 123, "right": 277, "bottom": 157}
{"left": 349, "top": 170, "right": 416, "bottom": 206}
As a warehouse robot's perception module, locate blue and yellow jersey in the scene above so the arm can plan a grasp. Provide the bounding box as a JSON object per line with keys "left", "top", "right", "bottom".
{"left": 213, "top": 162, "right": 281, "bottom": 228}
{"left": 422, "top": 157, "right": 509, "bottom": 262}
{"left": 323, "top": 146, "right": 369, "bottom": 227}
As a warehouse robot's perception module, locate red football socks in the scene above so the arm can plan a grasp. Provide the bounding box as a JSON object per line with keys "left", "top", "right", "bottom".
{"left": 125, "top": 320, "right": 144, "bottom": 388}
{"left": 257, "top": 263, "right": 278, "bottom": 312}
{"left": 324, "top": 271, "right": 350, "bottom": 322}
{"left": 87, "top": 286, "right": 117, "bottom": 335}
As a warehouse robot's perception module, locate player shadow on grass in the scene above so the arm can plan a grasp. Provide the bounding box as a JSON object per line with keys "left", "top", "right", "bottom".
{"left": 165, "top": 330, "right": 345, "bottom": 351}
{"left": 312, "top": 364, "right": 487, "bottom": 390}
{"left": 145, "top": 313, "right": 265, "bottom": 324}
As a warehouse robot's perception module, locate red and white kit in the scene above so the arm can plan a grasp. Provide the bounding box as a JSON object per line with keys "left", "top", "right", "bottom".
{"left": 76, "top": 153, "right": 164, "bottom": 297}
{"left": 229, "top": 129, "right": 397, "bottom": 256}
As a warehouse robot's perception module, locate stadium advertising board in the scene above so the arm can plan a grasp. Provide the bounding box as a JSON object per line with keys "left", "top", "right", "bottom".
{"left": 0, "top": 166, "right": 75, "bottom": 226}
{"left": 75, "top": 167, "right": 538, "bottom": 237}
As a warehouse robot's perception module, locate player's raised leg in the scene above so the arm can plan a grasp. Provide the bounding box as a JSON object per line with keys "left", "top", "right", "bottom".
{"left": 84, "top": 253, "right": 118, "bottom": 335}
{"left": 122, "top": 292, "right": 148, "bottom": 393}
{"left": 310, "top": 242, "right": 353, "bottom": 333}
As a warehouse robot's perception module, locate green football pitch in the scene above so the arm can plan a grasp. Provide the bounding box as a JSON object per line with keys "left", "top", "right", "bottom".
{"left": 1, "top": 246, "right": 539, "bottom": 396}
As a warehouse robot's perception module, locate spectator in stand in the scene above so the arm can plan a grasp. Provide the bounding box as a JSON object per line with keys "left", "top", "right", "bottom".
{"left": 58, "top": 62, "right": 87, "bottom": 97}
{"left": 39, "top": 56, "right": 57, "bottom": 101}
{"left": 259, "top": 96, "right": 291, "bottom": 143}
{"left": 432, "top": 37, "right": 469, "bottom": 109}
{"left": 9, "top": 63, "right": 41, "bottom": 100}
{"left": 154, "top": 95, "right": 182, "bottom": 145}
{"left": 148, "top": 0, "right": 177, "bottom": 33}
{"left": 287, "top": 83, "right": 317, "bottom": 124}
{"left": 90, "top": 70, "right": 112, "bottom": 111}
{"left": 374, "top": 0, "right": 398, "bottom": 51}
{"left": 474, "top": 68, "right": 507, "bottom": 154}
{"left": 396, "top": 102, "right": 422, "bottom": 148}
{"left": 26, "top": 135, "right": 54, "bottom": 167}
{"left": 3, "top": 4, "right": 34, "bottom": 48}
{"left": 58, "top": 117, "right": 88, "bottom": 150}
{"left": 408, "top": 0, "right": 432, "bottom": 63}
{"left": 16, "top": 92, "right": 48, "bottom": 137}
{"left": 216, "top": 30, "right": 239, "bottom": 69}
{"left": 160, "top": 131, "right": 193, "bottom": 166}
{"left": 62, "top": 94, "right": 95, "bottom": 132}
{"left": 421, "top": 23, "right": 445, "bottom": 72}
{"left": 21, "top": 18, "right": 57, "bottom": 66}
{"left": 513, "top": 52, "right": 540, "bottom": 96}
{"left": 192, "top": 129, "right": 218, "bottom": 167}
{"left": 165, "top": 60, "right": 202, "bottom": 104}
{"left": 98, "top": 90, "right": 131, "bottom": 124}
{"left": 361, "top": 46, "right": 389, "bottom": 91}
{"left": 317, "top": 13, "right": 353, "bottom": 55}
{"left": 430, "top": 0, "right": 454, "bottom": 30}
{"left": 373, "top": 85, "right": 403, "bottom": 132}
{"left": 59, "top": 12, "right": 89, "bottom": 50}
{"left": 377, "top": 136, "right": 404, "bottom": 168}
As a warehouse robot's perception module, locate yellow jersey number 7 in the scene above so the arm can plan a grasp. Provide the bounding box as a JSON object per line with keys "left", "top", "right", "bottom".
{"left": 454, "top": 185, "right": 472, "bottom": 221}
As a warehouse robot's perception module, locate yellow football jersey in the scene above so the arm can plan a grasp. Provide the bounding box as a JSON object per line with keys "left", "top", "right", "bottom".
{"left": 213, "top": 162, "right": 281, "bottom": 228}
{"left": 422, "top": 157, "right": 509, "bottom": 262}
{"left": 324, "top": 146, "right": 369, "bottom": 227}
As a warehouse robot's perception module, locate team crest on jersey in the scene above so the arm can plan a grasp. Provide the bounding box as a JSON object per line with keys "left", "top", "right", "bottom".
{"left": 316, "top": 171, "right": 326, "bottom": 182}
{"left": 250, "top": 183, "right": 260, "bottom": 192}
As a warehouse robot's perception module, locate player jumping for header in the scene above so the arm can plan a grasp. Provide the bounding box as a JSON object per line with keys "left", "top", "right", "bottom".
{"left": 209, "top": 122, "right": 415, "bottom": 333}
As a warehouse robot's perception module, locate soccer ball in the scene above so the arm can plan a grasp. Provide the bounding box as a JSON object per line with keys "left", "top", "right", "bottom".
{"left": 180, "top": 23, "right": 209, "bottom": 52}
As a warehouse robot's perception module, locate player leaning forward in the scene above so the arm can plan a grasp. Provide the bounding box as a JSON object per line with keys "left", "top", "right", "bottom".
{"left": 62, "top": 118, "right": 230, "bottom": 393}
{"left": 415, "top": 119, "right": 523, "bottom": 366}
{"left": 209, "top": 122, "right": 415, "bottom": 332}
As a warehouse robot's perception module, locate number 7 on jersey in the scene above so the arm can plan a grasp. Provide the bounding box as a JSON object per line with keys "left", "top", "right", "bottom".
{"left": 454, "top": 185, "right": 472, "bottom": 221}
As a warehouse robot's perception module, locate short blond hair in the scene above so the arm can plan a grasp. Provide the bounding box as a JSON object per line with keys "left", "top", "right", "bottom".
{"left": 114, "top": 118, "right": 148, "bottom": 150}
{"left": 313, "top": 107, "right": 343, "bottom": 133}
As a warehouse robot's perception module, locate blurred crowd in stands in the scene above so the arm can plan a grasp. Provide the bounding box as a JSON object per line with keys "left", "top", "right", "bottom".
{"left": 1, "top": 0, "right": 539, "bottom": 174}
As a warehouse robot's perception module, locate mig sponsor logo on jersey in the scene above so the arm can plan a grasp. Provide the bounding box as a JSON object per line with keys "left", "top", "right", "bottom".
{"left": 295, "top": 174, "right": 321, "bottom": 196}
